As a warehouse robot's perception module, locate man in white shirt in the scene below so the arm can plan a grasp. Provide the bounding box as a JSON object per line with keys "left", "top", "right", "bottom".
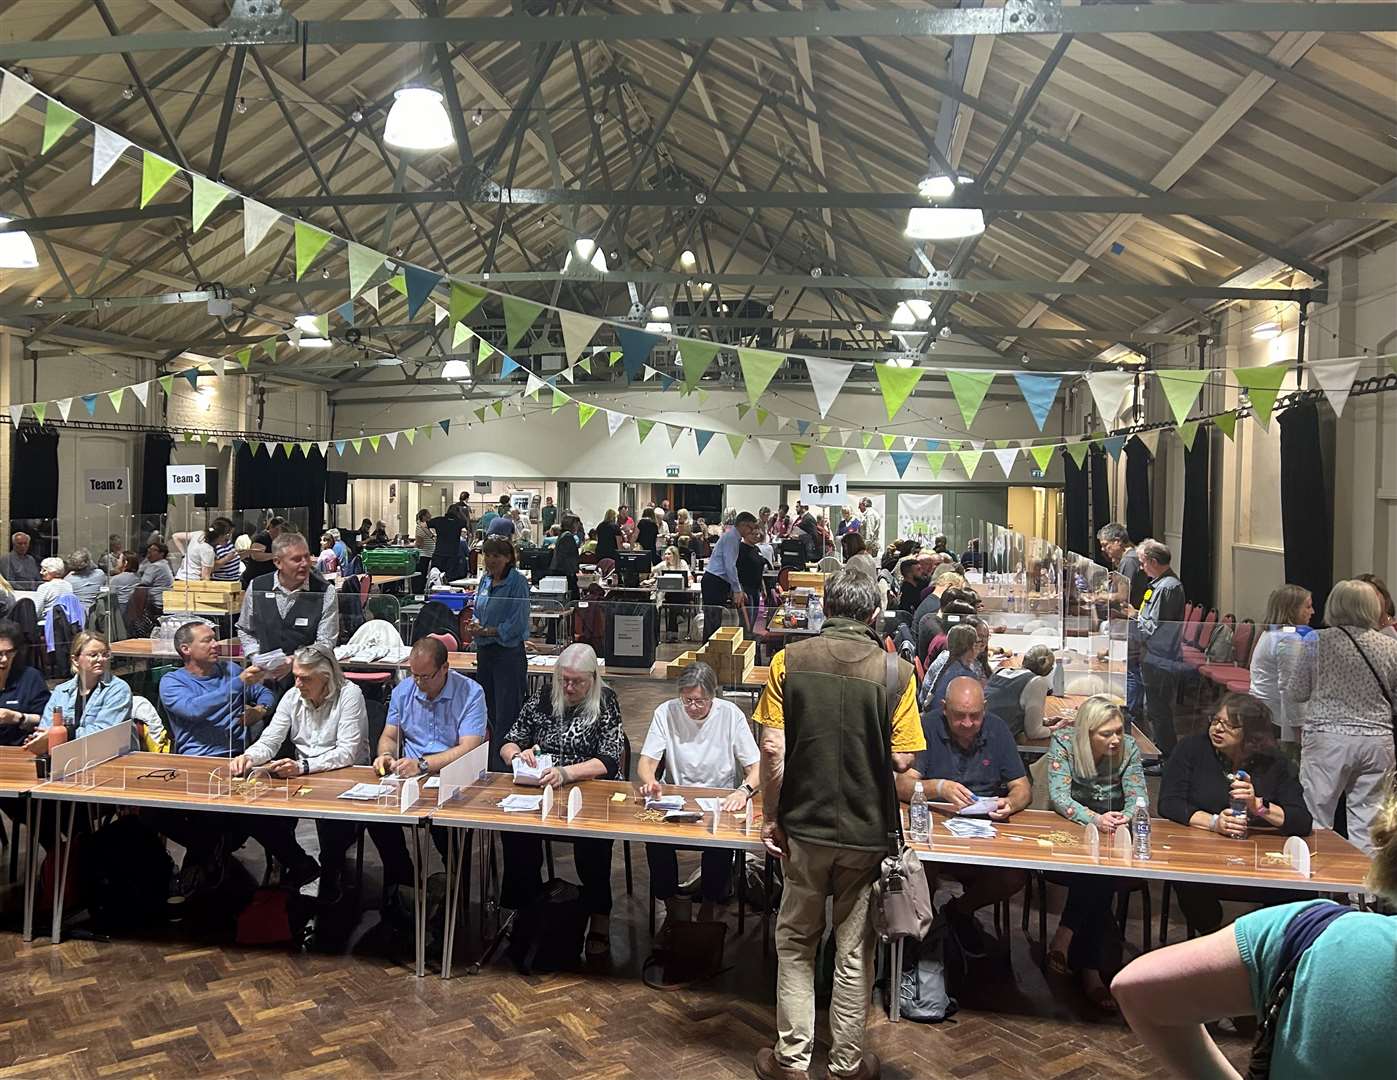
{"left": 857, "top": 497, "right": 881, "bottom": 552}
{"left": 637, "top": 662, "right": 760, "bottom": 927}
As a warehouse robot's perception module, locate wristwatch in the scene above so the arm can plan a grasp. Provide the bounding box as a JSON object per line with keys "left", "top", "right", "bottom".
{"left": 740, "top": 782, "right": 755, "bottom": 796}
{"left": 1257, "top": 797, "right": 1270, "bottom": 815}
{"left": 416, "top": 757, "right": 432, "bottom": 776}
{"left": 1209, "top": 812, "right": 1221, "bottom": 833}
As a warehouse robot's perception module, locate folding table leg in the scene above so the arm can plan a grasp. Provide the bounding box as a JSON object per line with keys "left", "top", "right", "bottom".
{"left": 408, "top": 822, "right": 429, "bottom": 977}
{"left": 22, "top": 798, "right": 39, "bottom": 943}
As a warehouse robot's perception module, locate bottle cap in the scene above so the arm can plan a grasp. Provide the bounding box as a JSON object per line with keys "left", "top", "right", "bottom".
{"left": 913, "top": 781, "right": 923, "bottom": 793}
{"left": 1135, "top": 796, "right": 1147, "bottom": 808}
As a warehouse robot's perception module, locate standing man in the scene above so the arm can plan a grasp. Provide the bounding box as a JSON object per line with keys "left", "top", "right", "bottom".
{"left": 237, "top": 532, "right": 338, "bottom": 686}
{"left": 540, "top": 496, "right": 558, "bottom": 534}
{"left": 1136, "top": 538, "right": 1187, "bottom": 759}
{"left": 1097, "top": 523, "right": 1149, "bottom": 723}
{"left": 754, "top": 571, "right": 923, "bottom": 1080}
{"left": 857, "top": 497, "right": 881, "bottom": 553}
{"left": 0, "top": 532, "right": 41, "bottom": 588}
{"left": 699, "top": 511, "right": 756, "bottom": 642}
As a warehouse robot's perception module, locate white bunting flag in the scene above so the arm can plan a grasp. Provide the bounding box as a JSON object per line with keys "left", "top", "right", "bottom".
{"left": 855, "top": 448, "right": 879, "bottom": 474}
{"left": 131, "top": 381, "right": 150, "bottom": 407}
{"left": 666, "top": 424, "right": 685, "bottom": 448}
{"left": 774, "top": 415, "right": 789, "bottom": 431}
{"left": 385, "top": 431, "right": 398, "bottom": 449}
{"left": 902, "top": 436, "right": 918, "bottom": 452}
{"left": 0, "top": 70, "right": 36, "bottom": 124}
{"left": 209, "top": 355, "right": 226, "bottom": 376}
{"left": 363, "top": 285, "right": 380, "bottom": 312}
{"left": 90, "top": 125, "right": 133, "bottom": 185}
{"left": 557, "top": 366, "right": 574, "bottom": 384}
{"left": 1308, "top": 356, "right": 1363, "bottom": 418}
{"left": 1084, "top": 370, "right": 1135, "bottom": 425}
{"left": 560, "top": 311, "right": 603, "bottom": 366}
{"left": 605, "top": 410, "right": 626, "bottom": 437}
{"left": 243, "top": 197, "right": 280, "bottom": 257}
{"left": 55, "top": 397, "right": 73, "bottom": 421}
{"left": 318, "top": 441, "right": 330, "bottom": 456}
{"left": 804, "top": 357, "right": 853, "bottom": 418}
{"left": 524, "top": 372, "right": 547, "bottom": 397}
{"left": 7, "top": 404, "right": 23, "bottom": 427}
{"left": 1134, "top": 429, "right": 1160, "bottom": 456}
{"left": 993, "top": 447, "right": 1019, "bottom": 478}
{"left": 756, "top": 438, "right": 780, "bottom": 462}
{"left": 434, "top": 303, "right": 447, "bottom": 325}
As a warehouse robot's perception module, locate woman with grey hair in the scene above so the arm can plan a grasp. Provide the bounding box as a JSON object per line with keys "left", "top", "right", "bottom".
{"left": 35, "top": 557, "right": 75, "bottom": 619}
{"left": 65, "top": 547, "right": 108, "bottom": 613}
{"left": 1283, "top": 578, "right": 1397, "bottom": 855}
{"left": 499, "top": 642, "right": 625, "bottom": 957}
{"left": 637, "top": 662, "right": 761, "bottom": 928}
{"left": 984, "top": 644, "right": 1058, "bottom": 739}
{"left": 232, "top": 643, "right": 370, "bottom": 900}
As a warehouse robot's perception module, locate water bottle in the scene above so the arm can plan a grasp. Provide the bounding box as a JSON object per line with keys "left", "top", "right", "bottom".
{"left": 807, "top": 594, "right": 825, "bottom": 631}
{"left": 908, "top": 782, "right": 930, "bottom": 844}
{"left": 1131, "top": 796, "right": 1152, "bottom": 861}
{"left": 1228, "top": 770, "right": 1250, "bottom": 840}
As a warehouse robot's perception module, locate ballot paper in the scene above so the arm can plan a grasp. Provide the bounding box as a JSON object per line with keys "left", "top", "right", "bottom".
{"left": 339, "top": 782, "right": 394, "bottom": 800}
{"left": 498, "top": 794, "right": 544, "bottom": 813}
{"left": 696, "top": 798, "right": 722, "bottom": 814}
{"left": 424, "top": 777, "right": 441, "bottom": 789}
{"left": 251, "top": 648, "right": 289, "bottom": 671}
{"left": 645, "top": 795, "right": 686, "bottom": 811}
{"left": 954, "top": 796, "right": 1002, "bottom": 818}
{"left": 511, "top": 754, "right": 554, "bottom": 786}
{"left": 942, "top": 817, "right": 997, "bottom": 839}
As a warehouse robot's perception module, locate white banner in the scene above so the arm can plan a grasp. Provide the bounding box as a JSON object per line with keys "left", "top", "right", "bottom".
{"left": 799, "top": 473, "right": 847, "bottom": 505}
{"left": 897, "top": 492, "right": 943, "bottom": 540}
{"left": 165, "top": 464, "right": 207, "bottom": 496}
{"left": 84, "top": 468, "right": 130, "bottom": 505}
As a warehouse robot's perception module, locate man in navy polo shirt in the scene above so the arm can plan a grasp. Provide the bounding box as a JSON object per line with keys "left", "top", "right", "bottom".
{"left": 898, "top": 677, "right": 1031, "bottom": 936}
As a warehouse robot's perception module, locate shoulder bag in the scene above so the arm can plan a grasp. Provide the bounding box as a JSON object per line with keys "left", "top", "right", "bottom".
{"left": 872, "top": 650, "right": 935, "bottom": 943}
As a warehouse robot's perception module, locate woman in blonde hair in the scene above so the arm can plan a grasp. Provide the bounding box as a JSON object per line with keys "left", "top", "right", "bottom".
{"left": 1249, "top": 583, "right": 1313, "bottom": 747}
{"left": 1043, "top": 695, "right": 1147, "bottom": 1010}
{"left": 1114, "top": 781, "right": 1397, "bottom": 1079}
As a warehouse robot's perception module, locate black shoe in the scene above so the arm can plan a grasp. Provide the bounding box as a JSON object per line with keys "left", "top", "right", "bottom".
{"left": 282, "top": 855, "right": 320, "bottom": 892}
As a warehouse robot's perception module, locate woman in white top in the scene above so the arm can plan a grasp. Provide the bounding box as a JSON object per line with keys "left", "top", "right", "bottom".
{"left": 637, "top": 662, "right": 759, "bottom": 926}
{"left": 659, "top": 545, "right": 693, "bottom": 643}
{"left": 34, "top": 557, "right": 75, "bottom": 620}
{"left": 1249, "top": 583, "right": 1313, "bottom": 747}
{"left": 172, "top": 522, "right": 222, "bottom": 581}
{"left": 232, "top": 644, "right": 369, "bottom": 899}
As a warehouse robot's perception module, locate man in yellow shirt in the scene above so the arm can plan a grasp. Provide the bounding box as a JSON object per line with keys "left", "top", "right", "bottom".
{"left": 754, "top": 571, "right": 924, "bottom": 1080}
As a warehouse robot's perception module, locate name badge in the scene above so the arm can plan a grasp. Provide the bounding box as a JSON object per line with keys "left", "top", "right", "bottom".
{"left": 265, "top": 592, "right": 277, "bottom": 599}
{"left": 295, "top": 617, "right": 310, "bottom": 627}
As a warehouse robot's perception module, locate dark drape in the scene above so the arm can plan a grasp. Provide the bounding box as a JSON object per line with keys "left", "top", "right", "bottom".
{"left": 1180, "top": 431, "right": 1212, "bottom": 610}
{"left": 9, "top": 426, "right": 58, "bottom": 518}
{"left": 1124, "top": 437, "right": 1154, "bottom": 542}
{"left": 138, "top": 433, "right": 173, "bottom": 516}
{"left": 233, "top": 442, "right": 327, "bottom": 537}
{"left": 1063, "top": 450, "right": 1090, "bottom": 558}
{"left": 1278, "top": 401, "right": 1332, "bottom": 623}
{"left": 1090, "top": 448, "right": 1111, "bottom": 567}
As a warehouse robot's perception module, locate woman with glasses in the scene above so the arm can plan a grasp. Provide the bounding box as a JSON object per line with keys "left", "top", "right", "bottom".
{"left": 1158, "top": 692, "right": 1311, "bottom": 936}
{"left": 464, "top": 536, "right": 531, "bottom": 770}
{"left": 32, "top": 631, "right": 131, "bottom": 744}
{"left": 0, "top": 620, "right": 48, "bottom": 745}
{"left": 637, "top": 662, "right": 759, "bottom": 931}
{"left": 1044, "top": 695, "right": 1147, "bottom": 1011}
{"left": 499, "top": 643, "right": 624, "bottom": 959}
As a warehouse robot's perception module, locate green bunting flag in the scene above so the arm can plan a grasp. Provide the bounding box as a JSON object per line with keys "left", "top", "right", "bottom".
{"left": 823, "top": 446, "right": 845, "bottom": 472}
{"left": 736, "top": 403, "right": 750, "bottom": 420}
{"left": 452, "top": 321, "right": 472, "bottom": 350}
{"left": 402, "top": 427, "right": 417, "bottom": 444}
{"left": 1233, "top": 363, "right": 1288, "bottom": 430}
{"left": 789, "top": 442, "right": 811, "bottom": 466}
{"left": 1065, "top": 441, "right": 1089, "bottom": 468}
{"left": 1178, "top": 420, "right": 1200, "bottom": 450}
{"left": 351, "top": 438, "right": 363, "bottom": 453}
{"left": 477, "top": 336, "right": 493, "bottom": 364}
{"left": 157, "top": 374, "right": 174, "bottom": 396}
{"left": 473, "top": 407, "right": 487, "bottom": 423}
{"left": 874, "top": 363, "right": 925, "bottom": 420}
{"left": 637, "top": 419, "right": 655, "bottom": 443}
{"left": 1214, "top": 411, "right": 1238, "bottom": 440}
{"left": 368, "top": 435, "right": 381, "bottom": 452}
{"left": 387, "top": 273, "right": 406, "bottom": 296}
{"left": 42, "top": 98, "right": 79, "bottom": 154}
{"left": 1028, "top": 444, "right": 1055, "bottom": 473}
{"left": 726, "top": 433, "right": 746, "bottom": 457}
{"left": 236, "top": 347, "right": 251, "bottom": 371}
{"left": 957, "top": 449, "right": 982, "bottom": 477}
{"left": 503, "top": 295, "right": 544, "bottom": 350}
{"left": 191, "top": 174, "right": 231, "bottom": 232}
{"left": 347, "top": 243, "right": 385, "bottom": 300}
{"left": 609, "top": 350, "right": 622, "bottom": 367}
{"left": 737, "top": 348, "right": 784, "bottom": 405}
{"left": 449, "top": 281, "right": 488, "bottom": 323}
{"left": 925, "top": 451, "right": 947, "bottom": 478}
{"left": 577, "top": 357, "right": 592, "bottom": 375}
{"left": 261, "top": 339, "right": 277, "bottom": 362}
{"left": 551, "top": 388, "right": 569, "bottom": 413}
{"left": 1158, "top": 369, "right": 1210, "bottom": 427}
{"left": 678, "top": 339, "right": 720, "bottom": 390}
{"left": 861, "top": 432, "right": 874, "bottom": 449}
{"left": 491, "top": 400, "right": 504, "bottom": 417}
{"left": 946, "top": 371, "right": 996, "bottom": 428}
{"left": 31, "top": 402, "right": 47, "bottom": 425}
{"left": 294, "top": 220, "right": 332, "bottom": 280}
{"left": 140, "top": 151, "right": 179, "bottom": 208}
{"left": 108, "top": 387, "right": 125, "bottom": 411}
{"left": 577, "top": 403, "right": 598, "bottom": 428}
{"left": 881, "top": 434, "right": 897, "bottom": 452}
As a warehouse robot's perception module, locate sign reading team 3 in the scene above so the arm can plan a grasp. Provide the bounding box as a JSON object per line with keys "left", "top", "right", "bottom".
{"left": 799, "top": 473, "right": 846, "bottom": 505}
{"left": 166, "top": 464, "right": 207, "bottom": 497}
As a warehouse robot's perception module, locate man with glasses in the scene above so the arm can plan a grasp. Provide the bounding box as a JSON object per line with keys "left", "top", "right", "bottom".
{"left": 637, "top": 662, "right": 760, "bottom": 930}
{"left": 368, "top": 637, "right": 487, "bottom": 913}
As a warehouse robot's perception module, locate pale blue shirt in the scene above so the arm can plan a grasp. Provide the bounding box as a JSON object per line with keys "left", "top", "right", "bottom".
{"left": 387, "top": 669, "right": 488, "bottom": 760}
{"left": 702, "top": 525, "right": 743, "bottom": 591}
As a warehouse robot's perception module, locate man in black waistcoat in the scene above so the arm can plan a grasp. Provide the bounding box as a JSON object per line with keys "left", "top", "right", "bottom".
{"left": 236, "top": 531, "right": 338, "bottom": 687}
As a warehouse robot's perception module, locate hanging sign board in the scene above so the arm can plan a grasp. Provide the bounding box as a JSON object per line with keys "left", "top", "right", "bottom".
{"left": 799, "top": 473, "right": 847, "bottom": 506}
{"left": 84, "top": 468, "right": 130, "bottom": 506}
{"left": 165, "top": 464, "right": 207, "bottom": 496}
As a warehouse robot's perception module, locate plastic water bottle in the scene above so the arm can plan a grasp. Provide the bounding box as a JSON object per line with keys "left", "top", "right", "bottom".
{"left": 908, "top": 782, "right": 930, "bottom": 844}
{"left": 807, "top": 594, "right": 825, "bottom": 631}
{"left": 1131, "top": 796, "right": 1152, "bottom": 861}
{"left": 1228, "top": 770, "right": 1250, "bottom": 840}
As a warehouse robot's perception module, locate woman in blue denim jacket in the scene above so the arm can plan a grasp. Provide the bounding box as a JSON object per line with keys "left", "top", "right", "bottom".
{"left": 35, "top": 631, "right": 133, "bottom": 740}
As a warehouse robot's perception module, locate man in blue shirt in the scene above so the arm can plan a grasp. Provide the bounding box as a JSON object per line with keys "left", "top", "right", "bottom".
{"left": 699, "top": 510, "right": 757, "bottom": 642}
{"left": 898, "top": 677, "right": 1031, "bottom": 937}
{"left": 158, "top": 621, "right": 317, "bottom": 897}
{"left": 368, "top": 637, "right": 488, "bottom": 897}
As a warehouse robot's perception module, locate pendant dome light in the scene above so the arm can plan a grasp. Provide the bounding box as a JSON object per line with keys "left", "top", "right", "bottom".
{"left": 0, "top": 216, "right": 39, "bottom": 269}
{"left": 384, "top": 86, "right": 454, "bottom": 151}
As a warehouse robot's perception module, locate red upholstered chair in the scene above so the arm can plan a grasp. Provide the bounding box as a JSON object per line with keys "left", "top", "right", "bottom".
{"left": 428, "top": 631, "right": 459, "bottom": 653}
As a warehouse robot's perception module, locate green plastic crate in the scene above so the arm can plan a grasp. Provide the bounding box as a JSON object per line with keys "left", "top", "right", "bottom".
{"left": 362, "top": 546, "right": 419, "bottom": 576}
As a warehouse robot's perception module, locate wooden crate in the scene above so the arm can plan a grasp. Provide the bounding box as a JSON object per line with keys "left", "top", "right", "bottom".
{"left": 163, "top": 579, "right": 243, "bottom": 614}
{"left": 787, "top": 571, "right": 825, "bottom": 595}
{"left": 704, "top": 625, "right": 744, "bottom": 656}
{"left": 724, "top": 639, "right": 755, "bottom": 684}
{"left": 662, "top": 650, "right": 700, "bottom": 676}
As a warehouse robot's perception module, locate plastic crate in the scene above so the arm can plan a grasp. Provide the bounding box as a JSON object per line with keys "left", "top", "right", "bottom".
{"left": 361, "top": 546, "right": 419, "bottom": 575}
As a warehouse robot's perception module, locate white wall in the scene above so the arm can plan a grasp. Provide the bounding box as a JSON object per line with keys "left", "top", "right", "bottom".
{"left": 567, "top": 481, "right": 621, "bottom": 533}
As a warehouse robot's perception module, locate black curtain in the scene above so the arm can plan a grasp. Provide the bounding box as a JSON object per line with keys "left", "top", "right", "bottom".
{"left": 233, "top": 442, "right": 327, "bottom": 538}
{"left": 1063, "top": 450, "right": 1090, "bottom": 558}
{"left": 1279, "top": 401, "right": 1332, "bottom": 623}
{"left": 1124, "top": 436, "right": 1154, "bottom": 542}
{"left": 1090, "top": 448, "right": 1111, "bottom": 567}
{"left": 1180, "top": 431, "right": 1212, "bottom": 610}
{"left": 138, "top": 433, "right": 174, "bottom": 516}
{"left": 9, "top": 426, "right": 58, "bottom": 518}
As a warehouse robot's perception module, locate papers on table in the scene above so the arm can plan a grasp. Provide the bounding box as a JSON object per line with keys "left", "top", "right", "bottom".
{"left": 338, "top": 782, "right": 393, "bottom": 801}
{"left": 645, "top": 795, "right": 686, "bottom": 811}
{"left": 695, "top": 798, "right": 722, "bottom": 815}
{"left": 525, "top": 654, "right": 605, "bottom": 669}
{"left": 955, "top": 796, "right": 1002, "bottom": 818}
{"left": 498, "top": 794, "right": 544, "bottom": 813}
{"left": 512, "top": 754, "right": 553, "bottom": 786}
{"left": 942, "top": 817, "right": 997, "bottom": 839}
{"left": 335, "top": 643, "right": 411, "bottom": 665}
{"left": 424, "top": 777, "right": 441, "bottom": 789}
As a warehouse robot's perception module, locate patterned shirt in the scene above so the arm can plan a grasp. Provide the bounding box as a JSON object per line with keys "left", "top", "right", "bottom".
{"left": 1283, "top": 626, "right": 1397, "bottom": 738}
{"left": 1046, "top": 727, "right": 1147, "bottom": 826}
{"left": 505, "top": 685, "right": 626, "bottom": 777}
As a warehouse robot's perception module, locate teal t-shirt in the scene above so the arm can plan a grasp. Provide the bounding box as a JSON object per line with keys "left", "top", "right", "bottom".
{"left": 1233, "top": 900, "right": 1397, "bottom": 1080}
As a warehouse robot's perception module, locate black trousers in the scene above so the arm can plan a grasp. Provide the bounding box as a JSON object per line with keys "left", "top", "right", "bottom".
{"left": 700, "top": 572, "right": 732, "bottom": 643}
{"left": 1056, "top": 873, "right": 1118, "bottom": 971}
{"left": 366, "top": 822, "right": 451, "bottom": 888}
{"left": 646, "top": 843, "right": 733, "bottom": 903}
{"left": 500, "top": 831, "right": 614, "bottom": 915}
{"left": 476, "top": 643, "right": 527, "bottom": 770}
{"left": 1173, "top": 882, "right": 1311, "bottom": 937}
{"left": 1141, "top": 663, "right": 1180, "bottom": 758}
{"left": 153, "top": 809, "right": 307, "bottom": 869}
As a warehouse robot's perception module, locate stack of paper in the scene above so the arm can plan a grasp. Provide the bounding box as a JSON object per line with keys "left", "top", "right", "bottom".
{"left": 955, "top": 796, "right": 1002, "bottom": 818}
{"left": 695, "top": 798, "right": 722, "bottom": 814}
{"left": 512, "top": 754, "right": 553, "bottom": 786}
{"left": 338, "top": 782, "right": 393, "bottom": 801}
{"left": 942, "top": 817, "right": 997, "bottom": 839}
{"left": 498, "top": 794, "right": 544, "bottom": 813}
{"left": 645, "top": 795, "right": 686, "bottom": 811}
{"left": 251, "top": 648, "right": 289, "bottom": 671}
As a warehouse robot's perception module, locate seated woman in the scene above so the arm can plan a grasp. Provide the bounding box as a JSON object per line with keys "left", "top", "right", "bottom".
{"left": 0, "top": 619, "right": 49, "bottom": 745}
{"left": 1158, "top": 692, "right": 1312, "bottom": 936}
{"left": 983, "top": 644, "right": 1058, "bottom": 739}
{"left": 316, "top": 533, "right": 340, "bottom": 575}
{"left": 920, "top": 622, "right": 985, "bottom": 716}
{"left": 636, "top": 663, "right": 759, "bottom": 929}
{"left": 498, "top": 643, "right": 624, "bottom": 959}
{"left": 1045, "top": 695, "right": 1147, "bottom": 1011}
{"left": 231, "top": 644, "right": 370, "bottom": 899}
{"left": 658, "top": 545, "right": 692, "bottom": 643}
{"left": 33, "top": 631, "right": 132, "bottom": 746}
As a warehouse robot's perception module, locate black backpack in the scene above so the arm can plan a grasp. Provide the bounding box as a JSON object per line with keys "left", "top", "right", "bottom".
{"left": 79, "top": 815, "right": 174, "bottom": 932}
{"left": 506, "top": 878, "right": 590, "bottom": 974}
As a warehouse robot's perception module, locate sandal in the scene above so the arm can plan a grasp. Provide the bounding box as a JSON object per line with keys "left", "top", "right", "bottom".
{"left": 1045, "top": 948, "right": 1071, "bottom": 977}
{"left": 1081, "top": 973, "right": 1118, "bottom": 1012}
{"left": 584, "top": 930, "right": 611, "bottom": 959}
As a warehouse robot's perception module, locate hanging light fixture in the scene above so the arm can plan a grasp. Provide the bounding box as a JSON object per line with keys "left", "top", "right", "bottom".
{"left": 905, "top": 174, "right": 982, "bottom": 240}
{"left": 645, "top": 305, "right": 672, "bottom": 334}
{"left": 383, "top": 86, "right": 454, "bottom": 151}
{"left": 679, "top": 249, "right": 698, "bottom": 270}
{"left": 562, "top": 237, "right": 608, "bottom": 273}
{"left": 890, "top": 298, "right": 934, "bottom": 349}
{"left": 0, "top": 216, "right": 39, "bottom": 269}
{"left": 441, "top": 359, "right": 471, "bottom": 379}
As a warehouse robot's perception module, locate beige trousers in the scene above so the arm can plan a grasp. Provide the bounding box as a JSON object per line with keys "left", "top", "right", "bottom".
{"left": 774, "top": 835, "right": 883, "bottom": 1074}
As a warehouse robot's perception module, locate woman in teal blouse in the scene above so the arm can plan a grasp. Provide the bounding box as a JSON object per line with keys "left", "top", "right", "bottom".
{"left": 1043, "top": 695, "right": 1146, "bottom": 1011}
{"left": 464, "top": 536, "right": 531, "bottom": 769}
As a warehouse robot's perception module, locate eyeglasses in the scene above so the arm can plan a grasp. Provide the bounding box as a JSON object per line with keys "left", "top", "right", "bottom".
{"left": 137, "top": 769, "right": 178, "bottom": 782}
{"left": 81, "top": 651, "right": 112, "bottom": 662}
{"left": 1209, "top": 716, "right": 1243, "bottom": 732}
{"left": 411, "top": 665, "right": 446, "bottom": 686}
{"left": 680, "top": 695, "right": 713, "bottom": 711}
{"left": 0, "top": 647, "right": 15, "bottom": 659}
{"left": 560, "top": 674, "right": 592, "bottom": 688}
